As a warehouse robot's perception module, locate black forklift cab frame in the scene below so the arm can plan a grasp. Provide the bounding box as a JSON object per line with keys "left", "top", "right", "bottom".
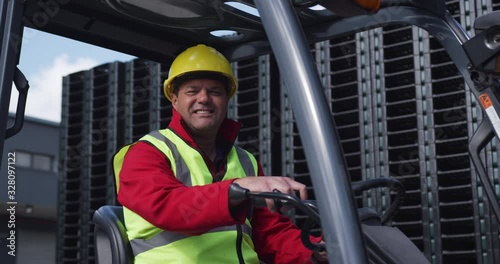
{"left": 2, "top": 0, "right": 500, "bottom": 263}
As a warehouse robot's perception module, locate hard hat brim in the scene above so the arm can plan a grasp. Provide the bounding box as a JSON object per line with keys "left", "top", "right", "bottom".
{"left": 163, "top": 70, "right": 237, "bottom": 101}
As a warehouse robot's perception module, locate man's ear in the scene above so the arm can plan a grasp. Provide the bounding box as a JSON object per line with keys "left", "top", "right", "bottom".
{"left": 171, "top": 94, "right": 178, "bottom": 110}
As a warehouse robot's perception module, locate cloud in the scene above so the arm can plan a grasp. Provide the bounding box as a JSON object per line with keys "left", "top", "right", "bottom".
{"left": 9, "top": 54, "right": 98, "bottom": 122}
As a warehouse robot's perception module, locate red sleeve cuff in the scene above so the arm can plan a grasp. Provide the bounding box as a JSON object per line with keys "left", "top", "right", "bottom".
{"left": 216, "top": 179, "right": 251, "bottom": 225}
{"left": 223, "top": 179, "right": 251, "bottom": 223}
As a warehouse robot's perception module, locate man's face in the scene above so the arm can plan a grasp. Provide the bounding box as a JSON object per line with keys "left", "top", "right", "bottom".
{"left": 171, "top": 78, "right": 229, "bottom": 136}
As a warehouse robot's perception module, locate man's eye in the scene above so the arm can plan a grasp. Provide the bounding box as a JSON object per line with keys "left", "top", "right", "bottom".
{"left": 210, "top": 90, "right": 223, "bottom": 95}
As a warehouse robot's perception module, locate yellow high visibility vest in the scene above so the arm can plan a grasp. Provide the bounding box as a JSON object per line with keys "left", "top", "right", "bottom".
{"left": 113, "top": 129, "right": 260, "bottom": 263}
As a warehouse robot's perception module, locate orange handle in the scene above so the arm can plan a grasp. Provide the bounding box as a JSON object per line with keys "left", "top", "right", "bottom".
{"left": 354, "top": 0, "right": 380, "bottom": 11}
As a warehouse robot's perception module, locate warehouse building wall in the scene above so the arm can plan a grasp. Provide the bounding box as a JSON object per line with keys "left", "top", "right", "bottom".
{"left": 0, "top": 114, "right": 59, "bottom": 264}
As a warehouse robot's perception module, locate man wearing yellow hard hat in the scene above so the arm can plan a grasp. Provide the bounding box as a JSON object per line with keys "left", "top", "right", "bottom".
{"left": 114, "top": 44, "right": 327, "bottom": 263}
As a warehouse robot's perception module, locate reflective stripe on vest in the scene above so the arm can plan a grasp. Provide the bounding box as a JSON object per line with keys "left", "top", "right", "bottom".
{"left": 149, "top": 130, "right": 191, "bottom": 185}
{"left": 122, "top": 129, "right": 258, "bottom": 258}
{"left": 131, "top": 223, "right": 253, "bottom": 256}
{"left": 147, "top": 130, "right": 257, "bottom": 183}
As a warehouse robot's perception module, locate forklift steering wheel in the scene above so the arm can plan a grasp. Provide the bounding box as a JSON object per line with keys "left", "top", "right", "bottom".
{"left": 351, "top": 177, "right": 406, "bottom": 224}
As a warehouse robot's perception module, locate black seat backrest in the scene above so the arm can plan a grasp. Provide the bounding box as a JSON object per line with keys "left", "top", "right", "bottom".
{"left": 358, "top": 207, "right": 430, "bottom": 264}
{"left": 93, "top": 205, "right": 133, "bottom": 264}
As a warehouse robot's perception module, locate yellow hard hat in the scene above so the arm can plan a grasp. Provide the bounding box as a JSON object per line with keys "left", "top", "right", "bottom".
{"left": 163, "top": 44, "right": 238, "bottom": 101}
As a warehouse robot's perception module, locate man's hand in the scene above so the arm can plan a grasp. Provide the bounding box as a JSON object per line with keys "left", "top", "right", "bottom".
{"left": 312, "top": 239, "right": 328, "bottom": 263}
{"left": 232, "top": 176, "right": 307, "bottom": 213}
{"left": 312, "top": 249, "right": 328, "bottom": 263}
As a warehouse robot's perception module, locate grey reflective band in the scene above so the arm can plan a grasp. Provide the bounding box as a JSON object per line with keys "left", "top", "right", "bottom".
{"left": 130, "top": 224, "right": 253, "bottom": 256}
{"left": 148, "top": 130, "right": 192, "bottom": 186}
{"left": 235, "top": 146, "right": 256, "bottom": 176}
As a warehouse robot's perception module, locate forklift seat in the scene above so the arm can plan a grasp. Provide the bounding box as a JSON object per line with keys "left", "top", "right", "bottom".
{"left": 93, "top": 205, "right": 133, "bottom": 264}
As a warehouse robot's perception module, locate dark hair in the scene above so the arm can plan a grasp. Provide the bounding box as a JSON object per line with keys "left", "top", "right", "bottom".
{"left": 172, "top": 71, "right": 230, "bottom": 96}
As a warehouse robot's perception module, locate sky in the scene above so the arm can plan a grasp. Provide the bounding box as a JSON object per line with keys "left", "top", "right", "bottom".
{"left": 8, "top": 28, "right": 136, "bottom": 123}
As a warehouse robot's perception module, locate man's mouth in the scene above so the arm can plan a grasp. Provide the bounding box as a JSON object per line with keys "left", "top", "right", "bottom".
{"left": 194, "top": 109, "right": 213, "bottom": 114}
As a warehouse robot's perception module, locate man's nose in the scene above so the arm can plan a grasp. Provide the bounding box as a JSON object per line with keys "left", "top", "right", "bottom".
{"left": 197, "top": 89, "right": 210, "bottom": 103}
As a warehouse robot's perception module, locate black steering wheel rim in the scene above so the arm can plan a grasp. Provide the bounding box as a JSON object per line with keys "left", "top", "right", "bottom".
{"left": 351, "top": 177, "right": 406, "bottom": 224}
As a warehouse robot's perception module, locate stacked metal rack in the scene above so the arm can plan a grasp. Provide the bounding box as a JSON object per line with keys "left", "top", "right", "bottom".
{"left": 88, "top": 63, "right": 125, "bottom": 208}
{"left": 277, "top": 1, "right": 500, "bottom": 263}
{"left": 123, "top": 59, "right": 174, "bottom": 144}
{"left": 57, "top": 70, "right": 89, "bottom": 264}
{"left": 56, "top": 2, "right": 500, "bottom": 263}
{"left": 476, "top": 2, "right": 500, "bottom": 261}
{"left": 381, "top": 22, "right": 426, "bottom": 254}
{"left": 475, "top": 1, "right": 500, "bottom": 263}
{"left": 282, "top": 36, "right": 364, "bottom": 226}
{"left": 325, "top": 35, "right": 363, "bottom": 188}
{"left": 431, "top": 1, "right": 486, "bottom": 263}
{"left": 152, "top": 62, "right": 174, "bottom": 130}
{"left": 58, "top": 58, "right": 178, "bottom": 263}
{"left": 281, "top": 44, "right": 318, "bottom": 216}
{"left": 230, "top": 56, "right": 275, "bottom": 175}
{"left": 367, "top": 27, "right": 394, "bottom": 228}
{"left": 57, "top": 57, "right": 274, "bottom": 262}
{"left": 123, "top": 59, "right": 155, "bottom": 143}
{"left": 122, "top": 59, "right": 172, "bottom": 144}
{"left": 57, "top": 62, "right": 125, "bottom": 264}
{"left": 360, "top": 29, "right": 381, "bottom": 215}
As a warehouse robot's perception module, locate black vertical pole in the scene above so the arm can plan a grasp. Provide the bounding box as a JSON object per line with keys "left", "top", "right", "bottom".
{"left": 0, "top": 1, "right": 24, "bottom": 262}
{"left": 0, "top": 0, "right": 24, "bottom": 172}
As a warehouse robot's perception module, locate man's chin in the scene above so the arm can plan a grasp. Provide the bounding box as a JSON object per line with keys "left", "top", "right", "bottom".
{"left": 191, "top": 124, "right": 218, "bottom": 133}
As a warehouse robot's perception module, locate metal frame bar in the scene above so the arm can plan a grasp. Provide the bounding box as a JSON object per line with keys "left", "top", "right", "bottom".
{"left": 254, "top": 0, "right": 367, "bottom": 262}
{"left": 0, "top": 0, "right": 24, "bottom": 171}
{"left": 258, "top": 55, "right": 271, "bottom": 175}
{"left": 223, "top": 7, "right": 464, "bottom": 62}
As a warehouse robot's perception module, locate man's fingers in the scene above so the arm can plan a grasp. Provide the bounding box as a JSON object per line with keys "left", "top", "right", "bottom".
{"left": 286, "top": 178, "right": 308, "bottom": 200}
{"left": 267, "top": 177, "right": 307, "bottom": 200}
{"left": 265, "top": 198, "right": 276, "bottom": 213}
{"left": 298, "top": 187, "right": 308, "bottom": 200}
{"left": 234, "top": 176, "right": 308, "bottom": 200}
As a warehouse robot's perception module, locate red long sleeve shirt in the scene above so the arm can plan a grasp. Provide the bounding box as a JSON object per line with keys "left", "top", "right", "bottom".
{"left": 117, "top": 110, "right": 320, "bottom": 263}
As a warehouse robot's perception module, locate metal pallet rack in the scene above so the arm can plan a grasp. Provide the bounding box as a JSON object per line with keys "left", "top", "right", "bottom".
{"left": 380, "top": 23, "right": 426, "bottom": 253}
{"left": 86, "top": 63, "right": 125, "bottom": 262}
{"left": 327, "top": 35, "right": 363, "bottom": 186}
{"left": 429, "top": 1, "right": 484, "bottom": 263}
{"left": 324, "top": 35, "right": 364, "bottom": 206}
{"left": 414, "top": 25, "right": 441, "bottom": 263}
{"left": 152, "top": 62, "right": 173, "bottom": 130}
{"left": 57, "top": 62, "right": 125, "bottom": 264}
{"left": 282, "top": 37, "right": 363, "bottom": 226}
{"left": 361, "top": 28, "right": 381, "bottom": 214}
{"left": 55, "top": 2, "right": 500, "bottom": 262}
{"left": 281, "top": 95, "right": 309, "bottom": 226}
{"left": 231, "top": 56, "right": 273, "bottom": 175}
{"left": 123, "top": 59, "right": 173, "bottom": 145}
{"left": 276, "top": 3, "right": 488, "bottom": 261}
{"left": 124, "top": 59, "right": 154, "bottom": 143}
{"left": 476, "top": 1, "right": 500, "bottom": 263}
{"left": 57, "top": 70, "right": 91, "bottom": 264}
{"left": 281, "top": 44, "right": 320, "bottom": 224}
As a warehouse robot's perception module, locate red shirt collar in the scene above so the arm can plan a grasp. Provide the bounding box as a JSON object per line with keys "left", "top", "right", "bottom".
{"left": 168, "top": 109, "right": 242, "bottom": 148}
